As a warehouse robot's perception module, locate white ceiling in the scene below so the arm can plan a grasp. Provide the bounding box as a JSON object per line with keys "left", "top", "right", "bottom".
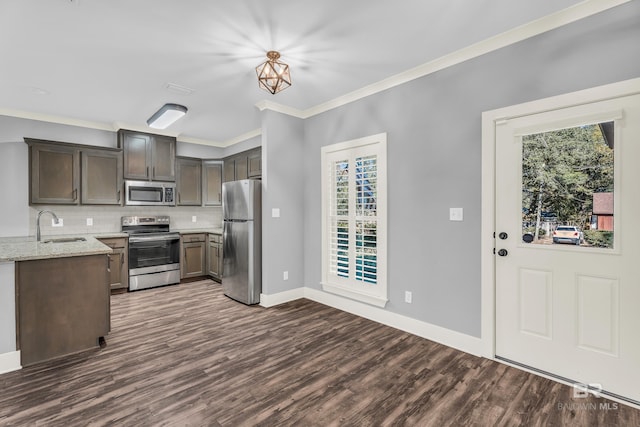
{"left": 0, "top": 0, "right": 590, "bottom": 146}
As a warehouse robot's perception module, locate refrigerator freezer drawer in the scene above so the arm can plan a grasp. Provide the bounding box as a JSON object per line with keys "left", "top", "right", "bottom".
{"left": 222, "top": 220, "right": 261, "bottom": 304}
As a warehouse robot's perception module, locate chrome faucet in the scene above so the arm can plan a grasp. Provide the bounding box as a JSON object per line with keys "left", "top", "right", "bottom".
{"left": 36, "top": 210, "right": 59, "bottom": 242}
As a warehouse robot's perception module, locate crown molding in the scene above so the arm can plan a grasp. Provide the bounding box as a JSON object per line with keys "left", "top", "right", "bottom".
{"left": 0, "top": 108, "right": 114, "bottom": 132}
{"left": 258, "top": 0, "right": 631, "bottom": 120}
{"left": 218, "top": 128, "right": 262, "bottom": 148}
{"left": 255, "top": 100, "right": 305, "bottom": 118}
{"left": 2, "top": 0, "right": 630, "bottom": 147}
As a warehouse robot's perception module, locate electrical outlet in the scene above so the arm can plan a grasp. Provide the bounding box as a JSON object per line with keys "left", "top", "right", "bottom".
{"left": 404, "top": 291, "right": 412, "bottom": 304}
{"left": 86, "top": 218, "right": 93, "bottom": 226}
{"left": 52, "top": 218, "right": 63, "bottom": 227}
{"left": 449, "top": 207, "right": 464, "bottom": 221}
{"left": 283, "top": 271, "right": 289, "bottom": 280}
{"left": 192, "top": 216, "right": 197, "bottom": 223}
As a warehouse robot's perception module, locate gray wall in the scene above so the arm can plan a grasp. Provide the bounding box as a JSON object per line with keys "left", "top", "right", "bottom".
{"left": 261, "top": 111, "right": 305, "bottom": 294}
{"left": 223, "top": 134, "right": 262, "bottom": 158}
{"left": 301, "top": 1, "right": 640, "bottom": 337}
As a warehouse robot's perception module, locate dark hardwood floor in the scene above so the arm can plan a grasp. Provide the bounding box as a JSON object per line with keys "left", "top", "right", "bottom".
{"left": 0, "top": 280, "right": 637, "bottom": 426}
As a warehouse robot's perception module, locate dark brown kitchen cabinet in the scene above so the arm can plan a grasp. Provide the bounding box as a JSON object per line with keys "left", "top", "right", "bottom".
{"left": 207, "top": 233, "right": 222, "bottom": 281}
{"left": 98, "top": 237, "right": 128, "bottom": 292}
{"left": 27, "top": 140, "right": 80, "bottom": 205}
{"left": 181, "top": 233, "right": 206, "bottom": 279}
{"left": 176, "top": 157, "right": 202, "bottom": 206}
{"left": 223, "top": 147, "right": 261, "bottom": 183}
{"left": 247, "top": 149, "right": 261, "bottom": 178}
{"left": 81, "top": 149, "right": 123, "bottom": 205}
{"left": 26, "top": 138, "right": 124, "bottom": 206}
{"left": 118, "top": 129, "right": 176, "bottom": 182}
{"left": 16, "top": 254, "right": 110, "bottom": 366}
{"left": 202, "top": 160, "right": 223, "bottom": 206}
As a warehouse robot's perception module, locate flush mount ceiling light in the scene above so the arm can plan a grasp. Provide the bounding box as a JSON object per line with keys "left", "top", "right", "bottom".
{"left": 255, "top": 51, "right": 291, "bottom": 95}
{"left": 147, "top": 103, "right": 188, "bottom": 129}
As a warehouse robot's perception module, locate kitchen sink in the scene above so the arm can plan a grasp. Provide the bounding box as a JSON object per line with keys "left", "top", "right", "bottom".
{"left": 42, "top": 237, "right": 87, "bottom": 244}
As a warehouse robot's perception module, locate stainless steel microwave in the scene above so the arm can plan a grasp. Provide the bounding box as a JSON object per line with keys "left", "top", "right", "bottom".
{"left": 125, "top": 180, "right": 176, "bottom": 206}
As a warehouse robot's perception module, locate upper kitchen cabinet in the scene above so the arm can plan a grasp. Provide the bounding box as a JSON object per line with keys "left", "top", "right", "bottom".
{"left": 223, "top": 147, "right": 261, "bottom": 183}
{"left": 27, "top": 139, "right": 80, "bottom": 205}
{"left": 26, "top": 138, "right": 123, "bottom": 206}
{"left": 176, "top": 156, "right": 202, "bottom": 206}
{"left": 247, "top": 149, "right": 261, "bottom": 178}
{"left": 202, "top": 160, "right": 223, "bottom": 206}
{"left": 118, "top": 129, "right": 176, "bottom": 182}
{"left": 81, "top": 148, "right": 123, "bottom": 205}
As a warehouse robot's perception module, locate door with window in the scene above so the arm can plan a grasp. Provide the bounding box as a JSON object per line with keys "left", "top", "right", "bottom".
{"left": 495, "top": 94, "right": 640, "bottom": 403}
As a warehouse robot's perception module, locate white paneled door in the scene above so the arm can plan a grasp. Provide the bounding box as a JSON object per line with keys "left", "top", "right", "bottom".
{"left": 495, "top": 94, "right": 640, "bottom": 404}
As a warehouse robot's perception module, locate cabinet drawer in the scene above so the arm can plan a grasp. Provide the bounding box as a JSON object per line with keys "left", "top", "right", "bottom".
{"left": 182, "top": 233, "right": 206, "bottom": 243}
{"left": 98, "top": 237, "right": 127, "bottom": 249}
{"left": 208, "top": 233, "right": 222, "bottom": 244}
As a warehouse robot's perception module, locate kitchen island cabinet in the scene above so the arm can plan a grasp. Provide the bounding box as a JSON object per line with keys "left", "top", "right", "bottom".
{"left": 16, "top": 254, "right": 110, "bottom": 366}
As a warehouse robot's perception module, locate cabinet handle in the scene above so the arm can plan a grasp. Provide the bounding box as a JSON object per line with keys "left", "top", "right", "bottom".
{"left": 153, "top": 166, "right": 155, "bottom": 177}
{"left": 121, "top": 253, "right": 124, "bottom": 266}
{"left": 147, "top": 166, "right": 150, "bottom": 177}
{"left": 218, "top": 192, "right": 221, "bottom": 202}
{"left": 73, "top": 188, "right": 78, "bottom": 201}
{"left": 107, "top": 254, "right": 111, "bottom": 273}
{"left": 117, "top": 190, "right": 121, "bottom": 202}
{"left": 184, "top": 249, "right": 187, "bottom": 269}
{"left": 178, "top": 193, "right": 181, "bottom": 203}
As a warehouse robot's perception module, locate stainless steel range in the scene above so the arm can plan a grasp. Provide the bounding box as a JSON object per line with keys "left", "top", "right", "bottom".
{"left": 122, "top": 215, "right": 180, "bottom": 291}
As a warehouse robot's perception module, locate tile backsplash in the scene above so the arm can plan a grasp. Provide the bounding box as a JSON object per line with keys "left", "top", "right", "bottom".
{"left": 30, "top": 205, "right": 222, "bottom": 236}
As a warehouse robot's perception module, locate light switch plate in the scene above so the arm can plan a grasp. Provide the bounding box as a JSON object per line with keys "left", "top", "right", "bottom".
{"left": 449, "top": 208, "right": 464, "bottom": 221}
{"left": 192, "top": 216, "right": 197, "bottom": 223}
{"left": 86, "top": 218, "right": 93, "bottom": 226}
{"left": 272, "top": 208, "right": 280, "bottom": 218}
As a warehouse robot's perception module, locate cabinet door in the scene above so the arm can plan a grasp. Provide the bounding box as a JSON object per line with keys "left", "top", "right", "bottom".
{"left": 30, "top": 143, "right": 80, "bottom": 205}
{"left": 99, "top": 238, "right": 128, "bottom": 291}
{"left": 223, "top": 159, "right": 236, "bottom": 183}
{"left": 151, "top": 135, "right": 176, "bottom": 182}
{"left": 81, "top": 149, "right": 123, "bottom": 205}
{"left": 248, "top": 149, "right": 261, "bottom": 178}
{"left": 182, "top": 242, "right": 206, "bottom": 278}
{"left": 121, "top": 132, "right": 151, "bottom": 180}
{"left": 207, "top": 240, "right": 220, "bottom": 278}
{"left": 107, "top": 248, "right": 128, "bottom": 290}
{"left": 235, "top": 154, "right": 248, "bottom": 180}
{"left": 203, "top": 161, "right": 222, "bottom": 206}
{"left": 176, "top": 157, "right": 202, "bottom": 206}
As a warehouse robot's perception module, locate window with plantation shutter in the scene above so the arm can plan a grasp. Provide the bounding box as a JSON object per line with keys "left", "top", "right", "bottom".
{"left": 321, "top": 133, "right": 387, "bottom": 307}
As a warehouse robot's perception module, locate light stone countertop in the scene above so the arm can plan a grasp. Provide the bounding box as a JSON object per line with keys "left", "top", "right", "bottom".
{"left": 0, "top": 234, "right": 114, "bottom": 262}
{"left": 176, "top": 228, "right": 223, "bottom": 235}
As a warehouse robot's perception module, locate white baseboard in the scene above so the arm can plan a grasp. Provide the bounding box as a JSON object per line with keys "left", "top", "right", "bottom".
{"left": 259, "top": 287, "right": 483, "bottom": 356}
{"left": 0, "top": 351, "right": 21, "bottom": 375}
{"left": 260, "top": 287, "right": 305, "bottom": 308}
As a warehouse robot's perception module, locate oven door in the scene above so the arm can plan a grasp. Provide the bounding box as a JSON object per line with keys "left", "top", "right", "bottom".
{"left": 128, "top": 234, "right": 180, "bottom": 275}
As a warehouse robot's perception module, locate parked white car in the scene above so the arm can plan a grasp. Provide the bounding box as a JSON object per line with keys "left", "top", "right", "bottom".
{"left": 552, "top": 225, "right": 584, "bottom": 245}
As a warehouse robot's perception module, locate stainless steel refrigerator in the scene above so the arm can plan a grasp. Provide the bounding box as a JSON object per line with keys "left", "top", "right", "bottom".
{"left": 222, "top": 179, "right": 262, "bottom": 305}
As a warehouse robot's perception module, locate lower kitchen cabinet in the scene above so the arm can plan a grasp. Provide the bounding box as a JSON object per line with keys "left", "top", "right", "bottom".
{"left": 98, "top": 237, "right": 128, "bottom": 292}
{"left": 181, "top": 233, "right": 206, "bottom": 279}
{"left": 207, "top": 233, "right": 223, "bottom": 281}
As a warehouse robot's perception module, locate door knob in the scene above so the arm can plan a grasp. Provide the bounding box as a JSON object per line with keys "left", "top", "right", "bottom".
{"left": 497, "top": 249, "right": 508, "bottom": 257}
{"left": 498, "top": 232, "right": 508, "bottom": 240}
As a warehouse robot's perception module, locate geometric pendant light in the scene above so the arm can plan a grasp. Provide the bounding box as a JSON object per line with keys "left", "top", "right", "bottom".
{"left": 255, "top": 51, "right": 292, "bottom": 95}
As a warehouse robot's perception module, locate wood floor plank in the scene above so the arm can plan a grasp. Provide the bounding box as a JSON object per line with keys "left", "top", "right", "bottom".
{"left": 0, "top": 280, "right": 637, "bottom": 426}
